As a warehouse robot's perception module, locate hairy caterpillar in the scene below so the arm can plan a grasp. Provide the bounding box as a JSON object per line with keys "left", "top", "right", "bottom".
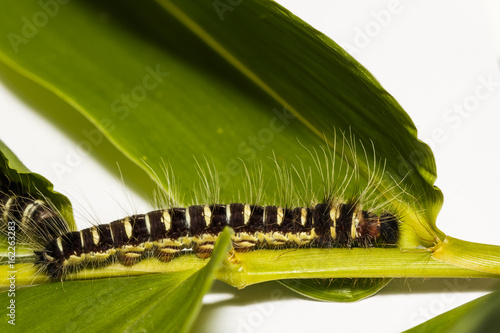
{"left": 1, "top": 190, "right": 399, "bottom": 279}
{"left": 1, "top": 126, "right": 405, "bottom": 280}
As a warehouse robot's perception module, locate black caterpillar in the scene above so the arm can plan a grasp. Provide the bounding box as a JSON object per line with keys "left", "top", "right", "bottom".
{"left": 1, "top": 193, "right": 399, "bottom": 279}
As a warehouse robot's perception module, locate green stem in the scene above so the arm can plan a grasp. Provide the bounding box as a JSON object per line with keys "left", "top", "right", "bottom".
{"left": 3, "top": 238, "right": 500, "bottom": 290}
{"left": 217, "top": 247, "right": 500, "bottom": 288}
{"left": 432, "top": 235, "right": 500, "bottom": 275}
{"left": 0, "top": 256, "right": 208, "bottom": 290}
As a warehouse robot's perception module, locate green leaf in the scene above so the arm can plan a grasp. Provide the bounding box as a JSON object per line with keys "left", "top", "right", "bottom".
{"left": 405, "top": 289, "right": 500, "bottom": 333}
{"left": 278, "top": 278, "right": 390, "bottom": 302}
{"left": 2, "top": 226, "right": 233, "bottom": 332}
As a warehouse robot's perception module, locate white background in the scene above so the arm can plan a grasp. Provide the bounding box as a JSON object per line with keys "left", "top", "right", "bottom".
{"left": 1, "top": 0, "right": 500, "bottom": 332}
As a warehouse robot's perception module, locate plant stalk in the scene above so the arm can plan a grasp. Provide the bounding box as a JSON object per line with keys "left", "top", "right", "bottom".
{"left": 432, "top": 236, "right": 500, "bottom": 275}
{"left": 3, "top": 240, "right": 500, "bottom": 290}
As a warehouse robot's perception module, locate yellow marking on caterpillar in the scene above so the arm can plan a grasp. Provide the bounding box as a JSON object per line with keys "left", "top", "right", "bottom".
{"left": 123, "top": 218, "right": 133, "bottom": 239}
{"left": 244, "top": 204, "right": 251, "bottom": 224}
{"left": 145, "top": 213, "right": 151, "bottom": 234}
{"left": 56, "top": 237, "right": 64, "bottom": 252}
{"left": 203, "top": 205, "right": 212, "bottom": 226}
{"left": 300, "top": 208, "right": 307, "bottom": 226}
{"left": 277, "top": 208, "right": 284, "bottom": 226}
{"left": 185, "top": 208, "right": 191, "bottom": 227}
{"left": 2, "top": 197, "right": 14, "bottom": 222}
{"left": 91, "top": 227, "right": 100, "bottom": 245}
{"left": 162, "top": 210, "right": 172, "bottom": 231}
{"left": 155, "top": 238, "right": 184, "bottom": 247}
{"left": 330, "top": 206, "right": 339, "bottom": 238}
{"left": 192, "top": 234, "right": 218, "bottom": 245}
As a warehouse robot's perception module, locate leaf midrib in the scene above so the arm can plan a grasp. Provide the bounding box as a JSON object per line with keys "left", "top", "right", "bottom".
{"left": 155, "top": 0, "right": 328, "bottom": 146}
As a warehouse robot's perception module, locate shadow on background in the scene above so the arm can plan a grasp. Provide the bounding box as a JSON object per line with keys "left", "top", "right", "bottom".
{"left": 192, "top": 277, "right": 500, "bottom": 332}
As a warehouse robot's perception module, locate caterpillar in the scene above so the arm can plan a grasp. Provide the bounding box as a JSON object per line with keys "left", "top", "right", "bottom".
{"left": 1, "top": 190, "right": 399, "bottom": 280}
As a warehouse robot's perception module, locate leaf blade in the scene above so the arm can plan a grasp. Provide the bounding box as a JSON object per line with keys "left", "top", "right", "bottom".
{"left": 404, "top": 289, "right": 500, "bottom": 333}
{"left": 278, "top": 278, "right": 390, "bottom": 302}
